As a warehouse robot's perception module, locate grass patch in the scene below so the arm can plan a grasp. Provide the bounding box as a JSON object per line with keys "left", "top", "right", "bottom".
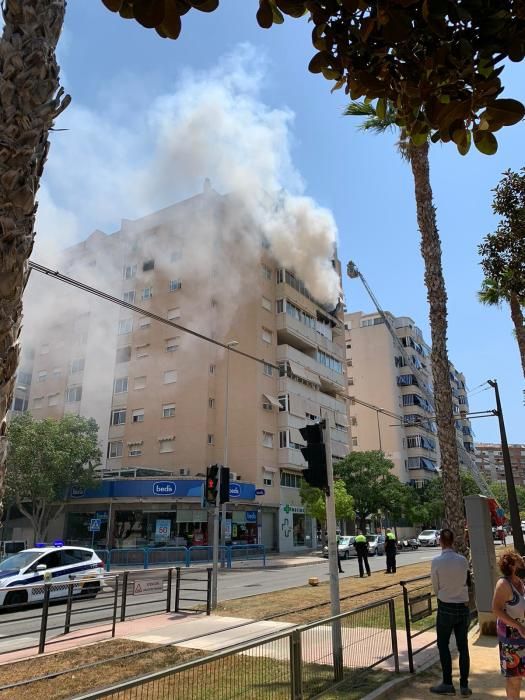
{"left": 0, "top": 639, "right": 202, "bottom": 700}
{"left": 319, "top": 669, "right": 401, "bottom": 699}
{"left": 216, "top": 561, "right": 432, "bottom": 624}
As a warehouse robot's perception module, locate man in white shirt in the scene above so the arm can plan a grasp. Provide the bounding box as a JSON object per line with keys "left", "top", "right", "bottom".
{"left": 430, "top": 528, "right": 472, "bottom": 697}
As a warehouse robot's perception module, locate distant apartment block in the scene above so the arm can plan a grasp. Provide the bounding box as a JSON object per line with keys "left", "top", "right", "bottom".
{"left": 344, "top": 310, "right": 474, "bottom": 487}
{"left": 475, "top": 443, "right": 525, "bottom": 486}
{"left": 13, "top": 185, "right": 349, "bottom": 552}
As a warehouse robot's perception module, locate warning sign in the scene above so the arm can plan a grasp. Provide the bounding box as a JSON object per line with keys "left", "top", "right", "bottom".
{"left": 132, "top": 579, "right": 163, "bottom": 595}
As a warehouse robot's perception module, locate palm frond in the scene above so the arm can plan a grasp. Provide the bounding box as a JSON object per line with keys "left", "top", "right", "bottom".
{"left": 344, "top": 100, "right": 397, "bottom": 134}
{"left": 478, "top": 278, "right": 507, "bottom": 307}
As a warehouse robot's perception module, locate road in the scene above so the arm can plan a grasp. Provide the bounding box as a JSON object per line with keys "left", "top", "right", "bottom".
{"left": 0, "top": 547, "right": 437, "bottom": 656}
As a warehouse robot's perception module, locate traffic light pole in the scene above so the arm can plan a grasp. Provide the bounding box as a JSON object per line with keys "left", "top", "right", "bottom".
{"left": 210, "top": 466, "right": 221, "bottom": 610}
{"left": 322, "top": 417, "right": 343, "bottom": 680}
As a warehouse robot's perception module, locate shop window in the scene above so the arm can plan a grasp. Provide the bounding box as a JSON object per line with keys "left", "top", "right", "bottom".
{"left": 293, "top": 513, "right": 307, "bottom": 547}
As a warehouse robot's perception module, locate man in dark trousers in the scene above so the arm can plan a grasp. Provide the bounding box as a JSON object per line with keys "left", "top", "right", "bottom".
{"left": 385, "top": 528, "right": 397, "bottom": 574}
{"left": 336, "top": 534, "right": 344, "bottom": 574}
{"left": 354, "top": 530, "right": 371, "bottom": 578}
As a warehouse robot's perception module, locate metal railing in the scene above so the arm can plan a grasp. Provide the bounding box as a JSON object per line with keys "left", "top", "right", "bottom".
{"left": 72, "top": 597, "right": 399, "bottom": 699}
{"left": 399, "top": 574, "right": 477, "bottom": 673}
{"left": 0, "top": 566, "right": 212, "bottom": 657}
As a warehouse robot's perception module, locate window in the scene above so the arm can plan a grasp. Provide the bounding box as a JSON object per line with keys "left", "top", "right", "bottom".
{"left": 351, "top": 416, "right": 357, "bottom": 426}
{"left": 123, "top": 265, "right": 136, "bottom": 279}
{"left": 276, "top": 298, "right": 284, "bottom": 314}
{"left": 70, "top": 358, "right": 85, "bottom": 374}
{"left": 280, "top": 471, "right": 302, "bottom": 488}
{"left": 169, "top": 279, "right": 182, "bottom": 292}
{"left": 317, "top": 349, "right": 343, "bottom": 374}
{"left": 262, "top": 397, "right": 273, "bottom": 411}
{"left": 162, "top": 403, "right": 176, "bottom": 418}
{"left": 18, "top": 371, "right": 32, "bottom": 386}
{"left": 347, "top": 377, "right": 354, "bottom": 385}
{"left": 136, "top": 344, "right": 149, "bottom": 359}
{"left": 209, "top": 364, "right": 216, "bottom": 375}
{"left": 163, "top": 370, "right": 177, "bottom": 384}
{"left": 207, "top": 434, "right": 214, "bottom": 445}
{"left": 262, "top": 297, "right": 272, "bottom": 311}
{"left": 352, "top": 436, "right": 358, "bottom": 446}
{"left": 208, "top": 398, "right": 215, "bottom": 409}
{"left": 263, "top": 476, "right": 273, "bottom": 486}
{"left": 48, "top": 394, "right": 59, "bottom": 407}
{"left": 142, "top": 287, "right": 153, "bottom": 300}
{"left": 347, "top": 358, "right": 352, "bottom": 367}
{"left": 143, "top": 259, "right": 154, "bottom": 272}
{"left": 263, "top": 431, "right": 274, "bottom": 448}
{"left": 132, "top": 408, "right": 145, "bottom": 423}
{"left": 66, "top": 386, "right": 82, "bottom": 402}
{"left": 167, "top": 307, "right": 181, "bottom": 321}
{"left": 159, "top": 439, "right": 174, "bottom": 453}
{"left": 114, "top": 377, "right": 129, "bottom": 394}
{"left": 111, "top": 409, "right": 126, "bottom": 426}
{"left": 116, "top": 346, "right": 131, "bottom": 363}
{"left": 262, "top": 328, "right": 273, "bottom": 344}
{"left": 123, "top": 290, "right": 135, "bottom": 303}
{"left": 278, "top": 394, "right": 289, "bottom": 412}
{"left": 279, "top": 430, "right": 289, "bottom": 448}
{"left": 128, "top": 445, "right": 142, "bottom": 457}
{"left": 276, "top": 268, "right": 285, "bottom": 284}
{"left": 165, "top": 337, "right": 179, "bottom": 352}
{"left": 50, "top": 367, "right": 60, "bottom": 380}
{"left": 33, "top": 397, "right": 43, "bottom": 409}
{"left": 305, "top": 412, "right": 318, "bottom": 421}
{"left": 118, "top": 319, "right": 133, "bottom": 335}
{"left": 263, "top": 362, "right": 273, "bottom": 377}
{"left": 13, "top": 397, "right": 28, "bottom": 411}
{"left": 138, "top": 316, "right": 151, "bottom": 329}
{"left": 38, "top": 370, "right": 47, "bottom": 382}
{"left": 134, "top": 376, "right": 146, "bottom": 390}
{"left": 261, "top": 264, "right": 272, "bottom": 280}
{"left": 40, "top": 344, "right": 49, "bottom": 355}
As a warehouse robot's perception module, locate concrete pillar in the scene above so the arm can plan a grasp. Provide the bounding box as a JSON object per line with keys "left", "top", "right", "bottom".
{"left": 464, "top": 495, "right": 499, "bottom": 635}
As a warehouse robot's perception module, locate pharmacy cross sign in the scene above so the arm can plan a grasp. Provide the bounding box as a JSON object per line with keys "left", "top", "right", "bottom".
{"left": 283, "top": 504, "right": 291, "bottom": 514}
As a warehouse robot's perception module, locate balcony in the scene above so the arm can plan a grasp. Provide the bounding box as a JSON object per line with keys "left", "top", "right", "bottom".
{"left": 278, "top": 448, "right": 306, "bottom": 468}
{"left": 276, "top": 313, "right": 317, "bottom": 353}
{"left": 277, "top": 345, "right": 346, "bottom": 394}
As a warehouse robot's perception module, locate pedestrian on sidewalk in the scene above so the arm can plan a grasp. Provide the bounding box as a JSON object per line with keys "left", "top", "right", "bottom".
{"left": 354, "top": 530, "right": 371, "bottom": 578}
{"left": 336, "top": 534, "right": 344, "bottom": 574}
{"left": 492, "top": 550, "right": 525, "bottom": 699}
{"left": 385, "top": 528, "right": 397, "bottom": 574}
{"left": 430, "top": 528, "right": 472, "bottom": 697}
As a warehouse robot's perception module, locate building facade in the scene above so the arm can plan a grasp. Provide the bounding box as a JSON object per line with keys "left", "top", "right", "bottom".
{"left": 344, "top": 310, "right": 474, "bottom": 486}
{"left": 14, "top": 187, "right": 349, "bottom": 551}
{"left": 474, "top": 443, "right": 525, "bottom": 486}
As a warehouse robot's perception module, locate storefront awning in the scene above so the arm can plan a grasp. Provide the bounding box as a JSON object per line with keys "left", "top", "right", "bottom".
{"left": 263, "top": 393, "right": 281, "bottom": 409}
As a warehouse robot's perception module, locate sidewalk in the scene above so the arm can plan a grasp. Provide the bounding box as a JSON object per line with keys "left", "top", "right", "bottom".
{"left": 374, "top": 631, "right": 502, "bottom": 700}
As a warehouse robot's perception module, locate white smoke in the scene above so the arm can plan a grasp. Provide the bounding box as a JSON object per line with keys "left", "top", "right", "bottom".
{"left": 36, "top": 44, "right": 341, "bottom": 306}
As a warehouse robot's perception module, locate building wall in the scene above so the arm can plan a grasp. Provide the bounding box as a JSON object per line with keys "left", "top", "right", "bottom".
{"left": 20, "top": 188, "right": 349, "bottom": 551}
{"left": 475, "top": 443, "right": 525, "bottom": 486}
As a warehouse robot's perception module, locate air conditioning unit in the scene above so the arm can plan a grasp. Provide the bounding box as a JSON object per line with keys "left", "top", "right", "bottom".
{"left": 178, "top": 468, "right": 190, "bottom": 476}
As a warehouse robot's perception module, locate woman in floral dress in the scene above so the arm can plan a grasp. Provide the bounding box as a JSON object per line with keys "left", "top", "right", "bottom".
{"left": 493, "top": 551, "right": 525, "bottom": 698}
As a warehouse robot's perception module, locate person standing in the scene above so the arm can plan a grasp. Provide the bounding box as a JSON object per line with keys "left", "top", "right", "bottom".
{"left": 492, "top": 551, "right": 525, "bottom": 699}
{"left": 430, "top": 528, "right": 472, "bottom": 697}
{"left": 336, "top": 534, "right": 344, "bottom": 574}
{"left": 354, "top": 530, "right": 371, "bottom": 578}
{"left": 385, "top": 528, "right": 397, "bottom": 574}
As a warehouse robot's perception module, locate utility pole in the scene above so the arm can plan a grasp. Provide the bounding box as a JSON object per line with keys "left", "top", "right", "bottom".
{"left": 322, "top": 416, "right": 343, "bottom": 680}
{"left": 488, "top": 379, "right": 524, "bottom": 554}
{"left": 210, "top": 465, "right": 221, "bottom": 610}
{"left": 221, "top": 341, "right": 238, "bottom": 567}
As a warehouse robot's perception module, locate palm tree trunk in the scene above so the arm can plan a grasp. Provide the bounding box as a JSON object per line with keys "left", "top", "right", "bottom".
{"left": 408, "top": 142, "right": 466, "bottom": 553}
{"left": 0, "top": 1, "right": 69, "bottom": 519}
{"left": 509, "top": 292, "right": 525, "bottom": 379}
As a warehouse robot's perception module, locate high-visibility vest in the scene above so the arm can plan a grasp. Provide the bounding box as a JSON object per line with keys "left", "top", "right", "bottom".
{"left": 386, "top": 532, "right": 396, "bottom": 540}
{"left": 355, "top": 534, "right": 366, "bottom": 543}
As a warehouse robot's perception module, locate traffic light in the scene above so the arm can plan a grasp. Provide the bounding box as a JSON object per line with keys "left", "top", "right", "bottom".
{"left": 299, "top": 421, "right": 329, "bottom": 493}
{"left": 220, "top": 466, "right": 230, "bottom": 505}
{"left": 205, "top": 465, "right": 219, "bottom": 505}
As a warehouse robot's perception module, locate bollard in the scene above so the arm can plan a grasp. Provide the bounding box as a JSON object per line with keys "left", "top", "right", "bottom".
{"left": 64, "top": 582, "right": 74, "bottom": 634}
{"left": 120, "top": 571, "right": 129, "bottom": 622}
{"left": 39, "top": 584, "right": 51, "bottom": 654}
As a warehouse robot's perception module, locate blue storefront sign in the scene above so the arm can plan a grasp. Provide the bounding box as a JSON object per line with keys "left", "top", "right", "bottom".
{"left": 68, "top": 478, "right": 256, "bottom": 502}
{"left": 246, "top": 510, "right": 257, "bottom": 523}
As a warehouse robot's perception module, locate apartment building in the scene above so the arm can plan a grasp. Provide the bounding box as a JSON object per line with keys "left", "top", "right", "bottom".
{"left": 19, "top": 185, "right": 349, "bottom": 552}
{"left": 344, "top": 310, "right": 474, "bottom": 486}
{"left": 474, "top": 443, "right": 525, "bottom": 486}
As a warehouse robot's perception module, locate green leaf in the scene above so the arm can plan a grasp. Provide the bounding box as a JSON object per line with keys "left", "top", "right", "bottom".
{"left": 482, "top": 99, "right": 525, "bottom": 128}
{"left": 321, "top": 67, "right": 341, "bottom": 80}
{"left": 256, "top": 0, "right": 274, "bottom": 28}
{"left": 101, "top": 0, "right": 123, "bottom": 11}
{"left": 474, "top": 130, "right": 498, "bottom": 155}
{"left": 376, "top": 98, "right": 386, "bottom": 120}
{"left": 271, "top": 2, "right": 285, "bottom": 24}
{"left": 308, "top": 51, "right": 330, "bottom": 74}
{"left": 410, "top": 132, "right": 428, "bottom": 146}
{"left": 455, "top": 129, "right": 471, "bottom": 156}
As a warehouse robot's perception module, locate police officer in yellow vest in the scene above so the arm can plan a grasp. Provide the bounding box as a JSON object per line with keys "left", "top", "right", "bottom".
{"left": 385, "top": 528, "right": 397, "bottom": 574}
{"left": 354, "top": 530, "right": 371, "bottom": 578}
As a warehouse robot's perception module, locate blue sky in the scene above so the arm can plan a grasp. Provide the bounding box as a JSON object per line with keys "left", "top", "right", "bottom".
{"left": 33, "top": 2, "right": 524, "bottom": 442}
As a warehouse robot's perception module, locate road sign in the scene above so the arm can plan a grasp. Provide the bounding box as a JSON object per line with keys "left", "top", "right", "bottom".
{"left": 133, "top": 579, "right": 163, "bottom": 595}
{"left": 255, "top": 488, "right": 265, "bottom": 496}
{"left": 88, "top": 518, "right": 101, "bottom": 532}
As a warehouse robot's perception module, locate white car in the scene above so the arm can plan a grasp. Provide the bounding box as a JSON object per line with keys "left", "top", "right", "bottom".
{"left": 0, "top": 545, "right": 104, "bottom": 607}
{"left": 322, "top": 536, "right": 356, "bottom": 559}
{"left": 417, "top": 529, "right": 440, "bottom": 547}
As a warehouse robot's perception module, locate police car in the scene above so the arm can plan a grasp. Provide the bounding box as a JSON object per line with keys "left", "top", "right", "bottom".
{"left": 0, "top": 543, "right": 104, "bottom": 607}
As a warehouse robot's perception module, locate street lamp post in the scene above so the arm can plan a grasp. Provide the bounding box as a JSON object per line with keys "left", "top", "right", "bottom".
{"left": 487, "top": 379, "right": 524, "bottom": 554}
{"left": 221, "top": 341, "right": 238, "bottom": 566}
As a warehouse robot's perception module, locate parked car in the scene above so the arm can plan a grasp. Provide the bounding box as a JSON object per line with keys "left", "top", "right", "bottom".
{"left": 417, "top": 530, "right": 440, "bottom": 547}
{"left": 366, "top": 534, "right": 385, "bottom": 556}
{"left": 397, "top": 538, "right": 419, "bottom": 551}
{"left": 322, "top": 536, "right": 356, "bottom": 559}
{"left": 0, "top": 545, "right": 104, "bottom": 608}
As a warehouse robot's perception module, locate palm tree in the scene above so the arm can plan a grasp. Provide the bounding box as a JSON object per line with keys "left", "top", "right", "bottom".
{"left": 478, "top": 169, "right": 525, "bottom": 379}
{"left": 0, "top": 1, "right": 69, "bottom": 518}
{"left": 345, "top": 102, "right": 467, "bottom": 551}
